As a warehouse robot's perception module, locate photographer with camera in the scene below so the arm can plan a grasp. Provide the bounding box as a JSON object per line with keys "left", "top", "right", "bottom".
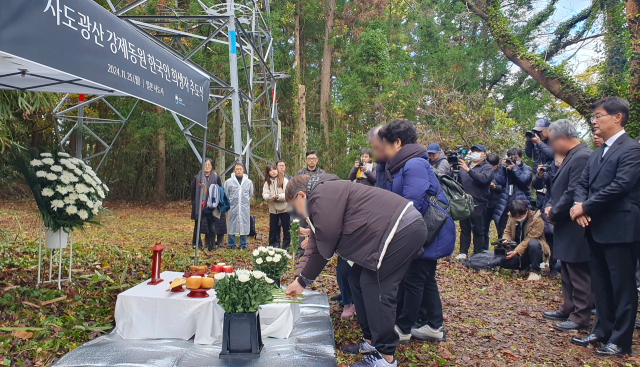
{"left": 455, "top": 144, "right": 495, "bottom": 260}
{"left": 483, "top": 154, "right": 503, "bottom": 251}
{"left": 349, "top": 149, "right": 377, "bottom": 186}
{"left": 540, "top": 119, "right": 593, "bottom": 332}
{"left": 498, "top": 200, "right": 550, "bottom": 281}
{"left": 492, "top": 147, "right": 533, "bottom": 238}
{"left": 426, "top": 143, "right": 451, "bottom": 176}
{"left": 532, "top": 154, "right": 563, "bottom": 209}
{"left": 525, "top": 118, "right": 554, "bottom": 166}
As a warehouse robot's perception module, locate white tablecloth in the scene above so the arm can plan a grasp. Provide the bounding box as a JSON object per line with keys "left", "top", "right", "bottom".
{"left": 114, "top": 271, "right": 300, "bottom": 345}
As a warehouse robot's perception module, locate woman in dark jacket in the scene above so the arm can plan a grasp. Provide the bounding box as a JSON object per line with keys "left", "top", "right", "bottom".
{"left": 190, "top": 158, "right": 221, "bottom": 251}
{"left": 348, "top": 149, "right": 377, "bottom": 186}
{"left": 379, "top": 120, "right": 455, "bottom": 344}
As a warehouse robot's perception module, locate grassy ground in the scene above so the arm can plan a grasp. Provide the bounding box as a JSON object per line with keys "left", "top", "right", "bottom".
{"left": 1, "top": 199, "right": 639, "bottom": 366}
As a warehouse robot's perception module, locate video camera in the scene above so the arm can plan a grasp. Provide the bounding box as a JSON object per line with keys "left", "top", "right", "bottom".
{"left": 492, "top": 239, "right": 517, "bottom": 257}
{"left": 444, "top": 146, "right": 467, "bottom": 172}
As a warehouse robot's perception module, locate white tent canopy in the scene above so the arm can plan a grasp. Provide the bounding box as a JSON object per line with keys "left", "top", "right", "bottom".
{"left": 0, "top": 51, "right": 127, "bottom": 96}
{"left": 0, "top": 0, "right": 210, "bottom": 125}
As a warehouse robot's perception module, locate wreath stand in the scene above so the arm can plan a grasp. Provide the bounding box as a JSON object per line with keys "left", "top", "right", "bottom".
{"left": 37, "top": 227, "right": 74, "bottom": 290}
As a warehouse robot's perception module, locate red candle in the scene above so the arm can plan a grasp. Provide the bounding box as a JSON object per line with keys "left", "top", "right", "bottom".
{"left": 223, "top": 265, "right": 233, "bottom": 273}
{"left": 211, "top": 265, "right": 223, "bottom": 273}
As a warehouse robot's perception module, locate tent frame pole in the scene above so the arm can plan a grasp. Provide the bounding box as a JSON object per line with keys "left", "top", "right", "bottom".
{"left": 194, "top": 124, "right": 208, "bottom": 265}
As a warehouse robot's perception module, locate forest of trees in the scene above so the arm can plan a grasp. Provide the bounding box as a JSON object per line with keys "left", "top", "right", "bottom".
{"left": 2, "top": 0, "right": 639, "bottom": 201}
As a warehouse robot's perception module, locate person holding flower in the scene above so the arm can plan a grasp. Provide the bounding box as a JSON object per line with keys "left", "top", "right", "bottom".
{"left": 262, "top": 164, "right": 290, "bottom": 249}
{"left": 285, "top": 173, "right": 428, "bottom": 367}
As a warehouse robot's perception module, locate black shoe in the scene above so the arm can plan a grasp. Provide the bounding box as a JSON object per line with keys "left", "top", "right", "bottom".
{"left": 595, "top": 343, "right": 631, "bottom": 356}
{"left": 571, "top": 334, "right": 604, "bottom": 347}
{"left": 543, "top": 310, "right": 569, "bottom": 321}
{"left": 330, "top": 293, "right": 342, "bottom": 302}
{"left": 554, "top": 320, "right": 589, "bottom": 332}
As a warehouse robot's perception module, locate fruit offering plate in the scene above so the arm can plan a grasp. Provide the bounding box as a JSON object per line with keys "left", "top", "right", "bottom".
{"left": 187, "top": 288, "right": 209, "bottom": 298}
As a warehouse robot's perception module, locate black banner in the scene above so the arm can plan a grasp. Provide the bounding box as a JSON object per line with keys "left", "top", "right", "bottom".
{"left": 0, "top": 0, "right": 210, "bottom": 126}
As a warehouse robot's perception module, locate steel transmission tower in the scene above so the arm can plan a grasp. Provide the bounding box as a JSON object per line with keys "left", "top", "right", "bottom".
{"left": 54, "top": 0, "right": 286, "bottom": 179}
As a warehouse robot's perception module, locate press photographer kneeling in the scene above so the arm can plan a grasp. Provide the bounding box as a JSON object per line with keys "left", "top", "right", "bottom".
{"left": 497, "top": 200, "right": 550, "bottom": 281}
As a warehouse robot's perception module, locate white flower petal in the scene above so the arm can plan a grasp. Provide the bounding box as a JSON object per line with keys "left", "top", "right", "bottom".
{"left": 65, "top": 205, "right": 78, "bottom": 215}
{"left": 78, "top": 209, "right": 89, "bottom": 220}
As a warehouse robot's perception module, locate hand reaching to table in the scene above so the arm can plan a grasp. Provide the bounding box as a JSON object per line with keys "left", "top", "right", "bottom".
{"left": 285, "top": 279, "right": 304, "bottom": 299}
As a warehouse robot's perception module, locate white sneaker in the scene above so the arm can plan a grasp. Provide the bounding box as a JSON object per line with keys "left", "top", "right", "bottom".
{"left": 394, "top": 325, "right": 411, "bottom": 344}
{"left": 349, "top": 352, "right": 397, "bottom": 367}
{"left": 528, "top": 273, "right": 541, "bottom": 281}
{"left": 455, "top": 253, "right": 467, "bottom": 260}
{"left": 411, "top": 324, "right": 446, "bottom": 342}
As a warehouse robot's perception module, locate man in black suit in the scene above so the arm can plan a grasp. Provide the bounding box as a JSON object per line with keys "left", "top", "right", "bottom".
{"left": 570, "top": 97, "right": 640, "bottom": 356}
{"left": 541, "top": 119, "right": 593, "bottom": 332}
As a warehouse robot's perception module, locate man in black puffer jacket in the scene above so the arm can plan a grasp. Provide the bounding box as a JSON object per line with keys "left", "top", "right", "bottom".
{"left": 455, "top": 144, "right": 495, "bottom": 259}
{"left": 492, "top": 147, "right": 533, "bottom": 239}
{"left": 483, "top": 154, "right": 502, "bottom": 251}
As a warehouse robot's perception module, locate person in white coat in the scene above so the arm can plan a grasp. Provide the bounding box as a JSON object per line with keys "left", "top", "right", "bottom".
{"left": 224, "top": 162, "right": 254, "bottom": 249}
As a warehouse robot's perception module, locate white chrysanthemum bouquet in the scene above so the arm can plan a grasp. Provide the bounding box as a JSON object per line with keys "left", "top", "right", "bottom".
{"left": 213, "top": 269, "right": 285, "bottom": 313}
{"left": 16, "top": 150, "right": 108, "bottom": 232}
{"left": 251, "top": 246, "right": 292, "bottom": 282}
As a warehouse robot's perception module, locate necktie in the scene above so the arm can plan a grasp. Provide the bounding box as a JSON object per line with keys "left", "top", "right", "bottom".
{"left": 600, "top": 143, "right": 608, "bottom": 162}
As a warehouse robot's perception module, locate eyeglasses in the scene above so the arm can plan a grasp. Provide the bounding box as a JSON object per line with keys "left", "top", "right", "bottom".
{"left": 591, "top": 114, "right": 611, "bottom": 121}
{"left": 306, "top": 157, "right": 318, "bottom": 161}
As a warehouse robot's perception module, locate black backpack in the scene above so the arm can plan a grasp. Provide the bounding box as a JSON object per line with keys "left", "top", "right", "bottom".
{"left": 462, "top": 253, "right": 502, "bottom": 270}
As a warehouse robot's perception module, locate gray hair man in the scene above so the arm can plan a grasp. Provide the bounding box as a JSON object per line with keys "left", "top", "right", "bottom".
{"left": 542, "top": 119, "right": 594, "bottom": 332}
{"left": 367, "top": 125, "right": 389, "bottom": 189}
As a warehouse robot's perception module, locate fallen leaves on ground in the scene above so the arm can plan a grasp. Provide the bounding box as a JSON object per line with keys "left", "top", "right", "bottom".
{"left": 1, "top": 199, "right": 639, "bottom": 366}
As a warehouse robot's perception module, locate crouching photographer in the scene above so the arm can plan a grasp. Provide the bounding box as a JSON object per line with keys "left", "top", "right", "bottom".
{"left": 498, "top": 200, "right": 550, "bottom": 281}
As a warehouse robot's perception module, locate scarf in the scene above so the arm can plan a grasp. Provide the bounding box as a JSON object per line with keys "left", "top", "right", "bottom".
{"left": 196, "top": 171, "right": 216, "bottom": 197}
{"left": 385, "top": 144, "right": 428, "bottom": 180}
